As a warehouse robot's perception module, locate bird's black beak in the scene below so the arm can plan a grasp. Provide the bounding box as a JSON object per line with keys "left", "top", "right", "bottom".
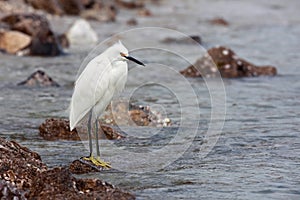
{"left": 125, "top": 56, "right": 145, "bottom": 66}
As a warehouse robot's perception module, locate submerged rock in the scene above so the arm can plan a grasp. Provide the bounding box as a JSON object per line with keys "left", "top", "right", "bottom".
{"left": 0, "top": 30, "right": 31, "bottom": 54}
{"left": 102, "top": 101, "right": 171, "bottom": 127}
{"left": 66, "top": 19, "right": 98, "bottom": 46}
{"left": 17, "top": 70, "right": 60, "bottom": 87}
{"left": 39, "top": 118, "right": 125, "bottom": 141}
{"left": 0, "top": 137, "right": 135, "bottom": 199}
{"left": 180, "top": 46, "right": 277, "bottom": 78}
{"left": 115, "top": 0, "right": 144, "bottom": 9}
{"left": 137, "top": 8, "right": 152, "bottom": 17}
{"left": 126, "top": 18, "right": 138, "bottom": 26}
{"left": 161, "top": 35, "right": 202, "bottom": 45}
{"left": 209, "top": 17, "right": 229, "bottom": 26}
{"left": 1, "top": 13, "right": 63, "bottom": 56}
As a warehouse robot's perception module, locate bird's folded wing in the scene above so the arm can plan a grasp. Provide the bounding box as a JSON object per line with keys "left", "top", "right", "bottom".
{"left": 69, "top": 56, "right": 112, "bottom": 129}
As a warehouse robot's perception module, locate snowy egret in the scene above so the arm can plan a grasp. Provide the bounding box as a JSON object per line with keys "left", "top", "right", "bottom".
{"left": 69, "top": 41, "right": 145, "bottom": 168}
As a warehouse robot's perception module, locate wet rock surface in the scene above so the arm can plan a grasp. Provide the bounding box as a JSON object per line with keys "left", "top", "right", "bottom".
{"left": 0, "top": 137, "right": 135, "bottom": 199}
{"left": 18, "top": 70, "right": 60, "bottom": 87}
{"left": 1, "top": 13, "right": 63, "bottom": 56}
{"left": 39, "top": 118, "right": 125, "bottom": 141}
{"left": 180, "top": 46, "right": 277, "bottom": 78}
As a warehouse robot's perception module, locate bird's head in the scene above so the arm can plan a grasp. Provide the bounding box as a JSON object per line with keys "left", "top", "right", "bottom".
{"left": 112, "top": 41, "right": 145, "bottom": 66}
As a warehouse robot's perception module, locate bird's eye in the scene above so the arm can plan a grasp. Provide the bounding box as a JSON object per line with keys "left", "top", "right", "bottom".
{"left": 120, "top": 52, "right": 126, "bottom": 57}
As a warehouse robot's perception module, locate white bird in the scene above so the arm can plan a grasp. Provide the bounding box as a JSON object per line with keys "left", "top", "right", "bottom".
{"left": 69, "top": 41, "right": 145, "bottom": 168}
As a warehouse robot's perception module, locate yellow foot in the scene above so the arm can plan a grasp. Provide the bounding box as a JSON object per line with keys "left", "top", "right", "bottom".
{"left": 82, "top": 156, "right": 111, "bottom": 168}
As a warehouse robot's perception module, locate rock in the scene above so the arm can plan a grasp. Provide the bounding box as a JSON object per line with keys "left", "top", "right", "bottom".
{"left": 0, "top": 21, "right": 10, "bottom": 30}
{"left": 102, "top": 101, "right": 171, "bottom": 127}
{"left": 126, "top": 18, "right": 138, "bottom": 26}
{"left": 73, "top": 177, "right": 135, "bottom": 200}
{"left": 29, "top": 167, "right": 133, "bottom": 199}
{"left": 58, "top": 0, "right": 84, "bottom": 15}
{"left": 30, "top": 30, "right": 63, "bottom": 56}
{"left": 66, "top": 19, "right": 98, "bottom": 46}
{"left": 25, "top": 0, "right": 117, "bottom": 21}
{"left": 101, "top": 124, "right": 126, "bottom": 140}
{"left": 58, "top": 33, "right": 70, "bottom": 48}
{"left": 0, "top": 0, "right": 33, "bottom": 15}
{"left": 25, "top": 0, "right": 85, "bottom": 15}
{"left": 180, "top": 46, "right": 277, "bottom": 78}
{"left": 39, "top": 118, "right": 125, "bottom": 141}
{"left": 137, "top": 8, "right": 152, "bottom": 16}
{"left": 0, "top": 137, "right": 48, "bottom": 195}
{"left": 39, "top": 118, "right": 80, "bottom": 141}
{"left": 69, "top": 160, "right": 103, "bottom": 174}
{"left": 0, "top": 180, "right": 26, "bottom": 200}
{"left": 209, "top": 17, "right": 229, "bottom": 26}
{"left": 0, "top": 30, "right": 31, "bottom": 54}
{"left": 0, "top": 137, "right": 135, "bottom": 199}
{"left": 80, "top": 0, "right": 95, "bottom": 9}
{"left": 80, "top": 4, "right": 117, "bottom": 22}
{"left": 1, "top": 13, "right": 63, "bottom": 56}
{"left": 17, "top": 70, "right": 60, "bottom": 87}
{"left": 25, "top": 0, "right": 64, "bottom": 15}
{"left": 115, "top": 0, "right": 144, "bottom": 9}
{"left": 161, "top": 35, "right": 202, "bottom": 45}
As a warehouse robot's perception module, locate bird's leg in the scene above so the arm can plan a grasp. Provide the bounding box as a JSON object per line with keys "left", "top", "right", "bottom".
{"left": 93, "top": 119, "right": 111, "bottom": 168}
{"left": 81, "top": 111, "right": 110, "bottom": 168}
{"left": 82, "top": 110, "right": 94, "bottom": 160}
{"left": 95, "top": 119, "right": 100, "bottom": 157}
{"left": 88, "top": 110, "right": 93, "bottom": 157}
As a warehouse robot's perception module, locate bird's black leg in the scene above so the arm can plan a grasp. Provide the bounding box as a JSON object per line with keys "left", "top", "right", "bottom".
{"left": 95, "top": 118, "right": 100, "bottom": 158}
{"left": 87, "top": 109, "right": 93, "bottom": 157}
{"left": 94, "top": 118, "right": 111, "bottom": 168}
{"left": 82, "top": 112, "right": 111, "bottom": 168}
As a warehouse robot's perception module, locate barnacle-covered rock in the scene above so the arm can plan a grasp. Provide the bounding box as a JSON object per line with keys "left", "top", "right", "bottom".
{"left": 0, "top": 137, "right": 135, "bottom": 199}
{"left": 180, "top": 46, "right": 277, "bottom": 78}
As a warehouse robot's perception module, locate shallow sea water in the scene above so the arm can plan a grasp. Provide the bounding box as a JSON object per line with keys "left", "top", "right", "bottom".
{"left": 0, "top": 0, "right": 299, "bottom": 199}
